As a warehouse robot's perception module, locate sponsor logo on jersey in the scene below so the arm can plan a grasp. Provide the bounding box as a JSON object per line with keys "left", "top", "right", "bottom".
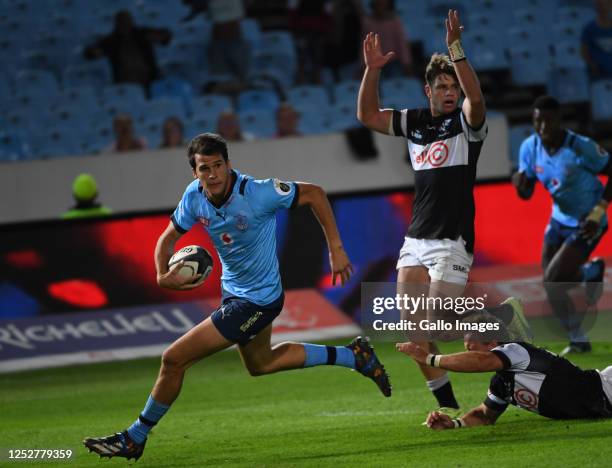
{"left": 220, "top": 233, "right": 233, "bottom": 245}
{"left": 235, "top": 213, "right": 248, "bottom": 232}
{"left": 514, "top": 387, "right": 538, "bottom": 410}
{"left": 273, "top": 179, "right": 291, "bottom": 195}
{"left": 198, "top": 217, "right": 209, "bottom": 227}
{"left": 414, "top": 142, "right": 449, "bottom": 167}
{"left": 453, "top": 264, "right": 467, "bottom": 273}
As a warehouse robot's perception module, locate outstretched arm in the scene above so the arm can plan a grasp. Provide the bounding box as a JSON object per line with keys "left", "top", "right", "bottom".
{"left": 296, "top": 183, "right": 354, "bottom": 286}
{"left": 426, "top": 403, "right": 502, "bottom": 430}
{"left": 357, "top": 32, "right": 395, "bottom": 134}
{"left": 445, "top": 10, "right": 486, "bottom": 128}
{"left": 396, "top": 342, "right": 504, "bottom": 372}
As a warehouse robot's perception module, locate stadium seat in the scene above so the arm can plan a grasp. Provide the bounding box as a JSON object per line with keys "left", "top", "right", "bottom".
{"left": 507, "top": 27, "right": 551, "bottom": 57}
{"left": 237, "top": 89, "right": 280, "bottom": 112}
{"left": 186, "top": 113, "right": 218, "bottom": 138}
{"left": 190, "top": 94, "right": 233, "bottom": 118}
{"left": 297, "top": 110, "right": 334, "bottom": 136}
{"left": 381, "top": 77, "right": 427, "bottom": 109}
{"left": 64, "top": 62, "right": 112, "bottom": 88}
{"left": 151, "top": 77, "right": 194, "bottom": 115}
{"left": 29, "top": 126, "right": 80, "bottom": 158}
{"left": 590, "top": 80, "right": 612, "bottom": 122}
{"left": 556, "top": 6, "right": 595, "bottom": 27}
{"left": 0, "top": 130, "right": 31, "bottom": 162}
{"left": 136, "top": 2, "right": 187, "bottom": 29}
{"left": 241, "top": 18, "right": 262, "bottom": 51}
{"left": 101, "top": 84, "right": 147, "bottom": 109}
{"left": 509, "top": 46, "right": 550, "bottom": 86}
{"left": 513, "top": 7, "right": 554, "bottom": 31}
{"left": 547, "top": 66, "right": 590, "bottom": 104}
{"left": 327, "top": 103, "right": 361, "bottom": 132}
{"left": 249, "top": 52, "right": 296, "bottom": 89}
{"left": 136, "top": 98, "right": 187, "bottom": 125}
{"left": 333, "top": 80, "right": 361, "bottom": 106}
{"left": 135, "top": 114, "right": 167, "bottom": 149}
{"left": 509, "top": 124, "right": 533, "bottom": 170}
{"left": 552, "top": 41, "right": 584, "bottom": 68}
{"left": 286, "top": 85, "right": 331, "bottom": 113}
{"left": 52, "top": 86, "right": 99, "bottom": 111}
{"left": 14, "top": 69, "right": 59, "bottom": 99}
{"left": 552, "top": 23, "right": 581, "bottom": 44}
{"left": 462, "top": 30, "right": 509, "bottom": 71}
{"left": 238, "top": 109, "right": 276, "bottom": 139}
{"left": 50, "top": 103, "right": 92, "bottom": 132}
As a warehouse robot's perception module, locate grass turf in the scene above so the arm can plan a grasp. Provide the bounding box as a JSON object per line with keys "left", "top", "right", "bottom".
{"left": 1, "top": 341, "right": 611, "bottom": 467}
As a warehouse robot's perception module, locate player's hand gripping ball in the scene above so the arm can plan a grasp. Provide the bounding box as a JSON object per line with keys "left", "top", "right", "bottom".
{"left": 168, "top": 245, "right": 213, "bottom": 285}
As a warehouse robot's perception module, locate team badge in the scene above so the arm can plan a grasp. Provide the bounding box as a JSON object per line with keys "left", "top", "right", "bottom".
{"left": 235, "top": 213, "right": 248, "bottom": 232}
{"left": 198, "top": 217, "right": 209, "bottom": 227}
{"left": 220, "top": 233, "right": 233, "bottom": 245}
{"left": 273, "top": 178, "right": 291, "bottom": 195}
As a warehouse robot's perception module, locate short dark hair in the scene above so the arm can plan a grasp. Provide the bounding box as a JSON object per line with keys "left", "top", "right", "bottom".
{"left": 425, "top": 53, "right": 457, "bottom": 87}
{"left": 187, "top": 133, "right": 228, "bottom": 169}
{"left": 533, "top": 95, "right": 560, "bottom": 112}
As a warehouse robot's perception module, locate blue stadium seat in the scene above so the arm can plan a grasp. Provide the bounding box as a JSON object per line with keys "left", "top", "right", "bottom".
{"left": 50, "top": 103, "right": 92, "bottom": 132}
{"left": 297, "top": 109, "right": 334, "bottom": 136}
{"left": 136, "top": 2, "right": 188, "bottom": 29}
{"left": 509, "top": 46, "right": 550, "bottom": 86}
{"left": 509, "top": 124, "right": 533, "bottom": 170}
{"left": 513, "top": 7, "right": 554, "bottom": 31}
{"left": 547, "top": 66, "right": 590, "bottom": 104}
{"left": 157, "top": 38, "right": 204, "bottom": 66}
{"left": 190, "top": 94, "right": 233, "bottom": 118}
{"left": 327, "top": 103, "right": 360, "bottom": 131}
{"left": 507, "top": 27, "right": 551, "bottom": 57}
{"left": 241, "top": 18, "right": 262, "bottom": 50}
{"left": 238, "top": 109, "right": 276, "bottom": 139}
{"left": 174, "top": 19, "right": 212, "bottom": 44}
{"left": 186, "top": 113, "right": 218, "bottom": 138}
{"left": 29, "top": 126, "right": 80, "bottom": 159}
{"left": 333, "top": 80, "right": 361, "bottom": 106}
{"left": 286, "top": 85, "right": 331, "bottom": 113}
{"left": 556, "top": 6, "right": 594, "bottom": 27}
{"left": 101, "top": 84, "right": 147, "bottom": 108}
{"left": 64, "top": 62, "right": 112, "bottom": 88}
{"left": 135, "top": 114, "right": 167, "bottom": 148}
{"left": 0, "top": 130, "right": 31, "bottom": 162}
{"left": 136, "top": 98, "right": 187, "bottom": 125}
{"left": 237, "top": 89, "right": 280, "bottom": 112}
{"left": 552, "top": 41, "right": 584, "bottom": 68}
{"left": 381, "top": 77, "right": 426, "bottom": 108}
{"left": 249, "top": 53, "right": 296, "bottom": 89}
{"left": 52, "top": 86, "right": 99, "bottom": 111}
{"left": 151, "top": 77, "right": 194, "bottom": 115}
{"left": 462, "top": 30, "right": 509, "bottom": 71}
{"left": 552, "top": 23, "right": 582, "bottom": 43}
{"left": 590, "top": 80, "right": 612, "bottom": 122}
{"left": 14, "top": 69, "right": 59, "bottom": 99}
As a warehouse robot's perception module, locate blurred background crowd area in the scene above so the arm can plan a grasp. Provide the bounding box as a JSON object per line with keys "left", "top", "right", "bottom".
{"left": 0, "top": 0, "right": 611, "bottom": 165}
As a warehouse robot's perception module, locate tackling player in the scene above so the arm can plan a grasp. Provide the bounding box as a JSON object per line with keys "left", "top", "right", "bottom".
{"left": 397, "top": 316, "right": 612, "bottom": 428}
{"left": 357, "top": 10, "right": 528, "bottom": 413}
{"left": 512, "top": 95, "right": 612, "bottom": 355}
{"left": 83, "top": 133, "right": 391, "bottom": 461}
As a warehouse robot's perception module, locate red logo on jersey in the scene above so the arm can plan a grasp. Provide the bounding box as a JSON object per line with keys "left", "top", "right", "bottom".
{"left": 414, "top": 142, "right": 449, "bottom": 167}
{"left": 514, "top": 388, "right": 538, "bottom": 410}
{"left": 221, "top": 233, "right": 233, "bottom": 245}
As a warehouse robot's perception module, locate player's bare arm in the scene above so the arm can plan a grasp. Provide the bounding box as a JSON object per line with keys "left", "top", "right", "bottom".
{"left": 357, "top": 32, "right": 395, "bottom": 134}
{"left": 396, "top": 342, "right": 504, "bottom": 372}
{"left": 511, "top": 171, "right": 536, "bottom": 200}
{"left": 296, "top": 182, "right": 354, "bottom": 286}
{"left": 426, "top": 403, "right": 501, "bottom": 430}
{"left": 155, "top": 221, "right": 202, "bottom": 290}
{"left": 446, "top": 10, "right": 486, "bottom": 128}
{"left": 582, "top": 159, "right": 612, "bottom": 239}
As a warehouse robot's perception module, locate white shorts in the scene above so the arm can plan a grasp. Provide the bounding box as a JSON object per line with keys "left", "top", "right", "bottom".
{"left": 599, "top": 365, "right": 612, "bottom": 406}
{"left": 396, "top": 236, "right": 474, "bottom": 285}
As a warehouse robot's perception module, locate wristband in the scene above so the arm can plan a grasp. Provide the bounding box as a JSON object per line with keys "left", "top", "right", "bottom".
{"left": 586, "top": 203, "right": 607, "bottom": 224}
{"left": 426, "top": 354, "right": 442, "bottom": 367}
{"left": 452, "top": 418, "right": 465, "bottom": 428}
{"left": 448, "top": 39, "right": 466, "bottom": 62}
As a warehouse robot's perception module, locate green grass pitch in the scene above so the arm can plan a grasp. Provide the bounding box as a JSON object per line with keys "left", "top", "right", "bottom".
{"left": 2, "top": 341, "right": 612, "bottom": 467}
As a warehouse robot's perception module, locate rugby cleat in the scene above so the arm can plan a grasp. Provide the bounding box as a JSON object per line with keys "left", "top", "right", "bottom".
{"left": 559, "top": 341, "right": 592, "bottom": 357}
{"left": 83, "top": 430, "right": 145, "bottom": 461}
{"left": 502, "top": 297, "right": 533, "bottom": 343}
{"left": 584, "top": 258, "right": 605, "bottom": 306}
{"left": 348, "top": 336, "right": 392, "bottom": 397}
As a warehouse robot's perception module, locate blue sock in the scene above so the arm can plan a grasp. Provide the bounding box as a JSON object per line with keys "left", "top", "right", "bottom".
{"left": 303, "top": 343, "right": 356, "bottom": 369}
{"left": 581, "top": 261, "right": 601, "bottom": 282}
{"left": 126, "top": 395, "right": 170, "bottom": 444}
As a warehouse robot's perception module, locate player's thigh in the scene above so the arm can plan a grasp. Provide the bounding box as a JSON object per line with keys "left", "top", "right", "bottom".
{"left": 237, "top": 324, "right": 274, "bottom": 369}
{"left": 163, "top": 317, "right": 233, "bottom": 368}
{"left": 424, "top": 237, "right": 473, "bottom": 288}
{"left": 541, "top": 242, "right": 561, "bottom": 271}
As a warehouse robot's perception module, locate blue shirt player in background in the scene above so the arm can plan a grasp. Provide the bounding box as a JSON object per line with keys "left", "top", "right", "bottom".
{"left": 84, "top": 133, "right": 391, "bottom": 461}
{"left": 512, "top": 95, "right": 612, "bottom": 356}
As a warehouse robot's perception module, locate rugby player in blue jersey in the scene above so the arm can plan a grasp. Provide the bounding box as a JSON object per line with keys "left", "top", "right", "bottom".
{"left": 512, "top": 95, "right": 612, "bottom": 355}
{"left": 83, "top": 133, "right": 391, "bottom": 460}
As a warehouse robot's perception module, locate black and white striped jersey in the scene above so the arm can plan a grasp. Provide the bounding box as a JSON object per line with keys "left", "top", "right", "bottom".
{"left": 390, "top": 107, "right": 487, "bottom": 253}
{"left": 484, "top": 342, "right": 612, "bottom": 419}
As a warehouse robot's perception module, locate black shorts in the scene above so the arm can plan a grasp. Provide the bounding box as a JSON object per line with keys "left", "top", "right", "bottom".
{"left": 544, "top": 218, "right": 607, "bottom": 257}
{"left": 211, "top": 293, "right": 284, "bottom": 346}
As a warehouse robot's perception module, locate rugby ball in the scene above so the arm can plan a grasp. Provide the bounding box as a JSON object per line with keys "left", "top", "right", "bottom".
{"left": 168, "top": 245, "right": 213, "bottom": 285}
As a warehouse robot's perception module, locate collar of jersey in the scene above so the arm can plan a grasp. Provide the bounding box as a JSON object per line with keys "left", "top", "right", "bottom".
{"left": 198, "top": 170, "right": 239, "bottom": 209}
{"left": 429, "top": 107, "right": 460, "bottom": 123}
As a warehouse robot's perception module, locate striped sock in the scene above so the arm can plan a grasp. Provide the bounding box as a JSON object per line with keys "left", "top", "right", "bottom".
{"left": 303, "top": 343, "right": 356, "bottom": 369}
{"left": 126, "top": 395, "right": 170, "bottom": 444}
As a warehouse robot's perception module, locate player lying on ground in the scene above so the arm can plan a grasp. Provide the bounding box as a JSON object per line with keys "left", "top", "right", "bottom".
{"left": 512, "top": 95, "right": 612, "bottom": 356}
{"left": 83, "top": 133, "right": 391, "bottom": 461}
{"left": 357, "top": 9, "right": 528, "bottom": 413}
{"left": 397, "top": 315, "right": 612, "bottom": 429}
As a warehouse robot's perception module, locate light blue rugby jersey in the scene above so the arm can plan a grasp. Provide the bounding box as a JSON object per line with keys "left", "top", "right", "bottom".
{"left": 519, "top": 130, "right": 610, "bottom": 227}
{"left": 171, "top": 170, "right": 299, "bottom": 305}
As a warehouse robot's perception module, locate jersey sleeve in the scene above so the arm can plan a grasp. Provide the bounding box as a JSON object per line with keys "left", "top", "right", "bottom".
{"left": 247, "top": 178, "right": 299, "bottom": 215}
{"left": 390, "top": 109, "right": 422, "bottom": 138}
{"left": 460, "top": 111, "right": 488, "bottom": 142}
{"left": 491, "top": 343, "right": 531, "bottom": 371}
{"left": 573, "top": 135, "right": 610, "bottom": 174}
{"left": 171, "top": 190, "right": 197, "bottom": 234}
{"left": 518, "top": 137, "right": 537, "bottom": 180}
{"left": 483, "top": 373, "right": 510, "bottom": 413}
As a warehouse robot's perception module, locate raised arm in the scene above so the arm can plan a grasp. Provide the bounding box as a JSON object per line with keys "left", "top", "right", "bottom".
{"left": 155, "top": 221, "right": 202, "bottom": 290}
{"left": 296, "top": 183, "right": 354, "bottom": 286}
{"left": 445, "top": 10, "right": 486, "bottom": 128}
{"left": 357, "top": 32, "right": 396, "bottom": 134}
{"left": 396, "top": 342, "right": 504, "bottom": 372}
